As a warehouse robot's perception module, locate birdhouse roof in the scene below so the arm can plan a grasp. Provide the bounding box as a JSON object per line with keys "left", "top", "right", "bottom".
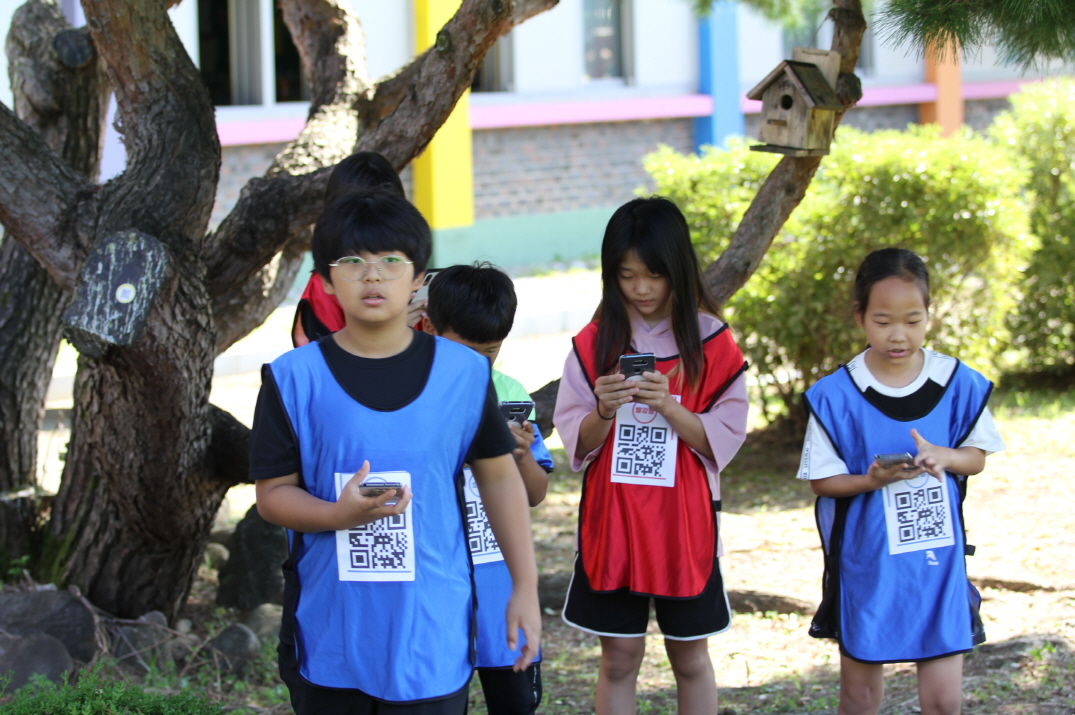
{"left": 746, "top": 60, "right": 843, "bottom": 110}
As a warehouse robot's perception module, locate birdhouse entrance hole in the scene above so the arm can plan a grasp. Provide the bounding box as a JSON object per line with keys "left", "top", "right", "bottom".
{"left": 780, "top": 94, "right": 794, "bottom": 110}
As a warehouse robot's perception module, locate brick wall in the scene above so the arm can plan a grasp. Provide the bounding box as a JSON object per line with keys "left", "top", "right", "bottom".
{"left": 471, "top": 119, "right": 695, "bottom": 219}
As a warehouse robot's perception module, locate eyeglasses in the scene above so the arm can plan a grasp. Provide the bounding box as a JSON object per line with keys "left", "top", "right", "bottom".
{"left": 329, "top": 256, "right": 413, "bottom": 281}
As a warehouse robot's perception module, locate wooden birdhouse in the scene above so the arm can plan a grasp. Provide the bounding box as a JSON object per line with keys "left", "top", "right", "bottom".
{"left": 747, "top": 48, "right": 842, "bottom": 156}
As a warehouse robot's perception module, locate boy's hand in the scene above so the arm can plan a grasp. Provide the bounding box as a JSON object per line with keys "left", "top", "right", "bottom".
{"left": 505, "top": 585, "right": 542, "bottom": 671}
{"left": 335, "top": 461, "right": 412, "bottom": 529}
{"left": 593, "top": 373, "right": 638, "bottom": 418}
{"left": 632, "top": 371, "right": 672, "bottom": 413}
{"left": 509, "top": 420, "right": 536, "bottom": 457}
{"left": 406, "top": 298, "right": 426, "bottom": 328}
{"left": 865, "top": 456, "right": 928, "bottom": 488}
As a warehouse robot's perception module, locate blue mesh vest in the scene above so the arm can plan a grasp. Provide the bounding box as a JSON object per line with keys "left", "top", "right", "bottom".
{"left": 803, "top": 357, "right": 992, "bottom": 663}
{"left": 271, "top": 337, "right": 487, "bottom": 701}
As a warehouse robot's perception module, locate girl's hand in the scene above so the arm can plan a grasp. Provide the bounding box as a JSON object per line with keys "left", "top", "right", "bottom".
{"left": 593, "top": 373, "right": 638, "bottom": 418}
{"left": 911, "top": 428, "right": 947, "bottom": 480}
{"left": 866, "top": 457, "right": 928, "bottom": 487}
{"left": 632, "top": 370, "right": 673, "bottom": 414}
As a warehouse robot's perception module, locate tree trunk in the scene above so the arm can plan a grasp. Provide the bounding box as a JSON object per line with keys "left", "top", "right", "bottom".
{"left": 0, "top": 0, "right": 105, "bottom": 564}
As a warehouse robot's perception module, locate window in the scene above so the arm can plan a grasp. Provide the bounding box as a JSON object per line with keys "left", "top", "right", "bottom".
{"left": 583, "top": 0, "right": 627, "bottom": 81}
{"left": 197, "top": 0, "right": 309, "bottom": 107}
{"left": 472, "top": 33, "right": 514, "bottom": 93}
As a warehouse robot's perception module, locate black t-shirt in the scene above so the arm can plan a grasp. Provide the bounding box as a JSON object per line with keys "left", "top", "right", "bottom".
{"left": 249, "top": 331, "right": 516, "bottom": 481}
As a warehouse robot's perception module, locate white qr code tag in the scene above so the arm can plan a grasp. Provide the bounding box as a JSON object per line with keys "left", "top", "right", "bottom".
{"left": 334, "top": 470, "right": 415, "bottom": 581}
{"left": 462, "top": 467, "right": 503, "bottom": 565}
{"left": 610, "top": 397, "right": 680, "bottom": 487}
{"left": 882, "top": 474, "right": 955, "bottom": 556}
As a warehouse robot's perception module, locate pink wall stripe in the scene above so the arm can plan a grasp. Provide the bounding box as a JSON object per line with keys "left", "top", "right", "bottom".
{"left": 214, "top": 80, "right": 1043, "bottom": 145}
{"left": 217, "top": 117, "right": 306, "bottom": 147}
{"left": 469, "top": 94, "right": 713, "bottom": 129}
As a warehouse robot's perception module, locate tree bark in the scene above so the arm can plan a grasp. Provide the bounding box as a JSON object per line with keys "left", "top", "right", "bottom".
{"left": 0, "top": 0, "right": 106, "bottom": 563}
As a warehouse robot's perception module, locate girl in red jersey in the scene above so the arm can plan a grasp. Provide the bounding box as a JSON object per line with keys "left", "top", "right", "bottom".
{"left": 554, "top": 197, "right": 749, "bottom": 715}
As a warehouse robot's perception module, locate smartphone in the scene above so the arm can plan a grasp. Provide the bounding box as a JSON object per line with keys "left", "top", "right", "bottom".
{"left": 358, "top": 480, "right": 404, "bottom": 505}
{"left": 410, "top": 268, "right": 441, "bottom": 305}
{"left": 499, "top": 400, "right": 534, "bottom": 425}
{"left": 619, "top": 353, "right": 656, "bottom": 381}
{"left": 874, "top": 452, "right": 917, "bottom": 470}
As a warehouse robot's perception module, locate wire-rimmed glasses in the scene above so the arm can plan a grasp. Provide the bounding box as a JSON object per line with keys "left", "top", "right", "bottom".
{"left": 328, "top": 255, "right": 413, "bottom": 281}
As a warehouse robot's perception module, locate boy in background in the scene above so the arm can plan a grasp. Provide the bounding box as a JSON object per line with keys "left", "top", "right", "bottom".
{"left": 423, "top": 263, "right": 553, "bottom": 715}
{"left": 252, "top": 191, "right": 541, "bottom": 715}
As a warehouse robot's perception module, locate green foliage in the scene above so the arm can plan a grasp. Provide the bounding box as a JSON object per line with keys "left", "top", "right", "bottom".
{"left": 645, "top": 126, "right": 1030, "bottom": 420}
{"left": 878, "top": 0, "right": 1075, "bottom": 69}
{"left": 0, "top": 665, "right": 223, "bottom": 715}
{"left": 991, "top": 79, "right": 1075, "bottom": 370}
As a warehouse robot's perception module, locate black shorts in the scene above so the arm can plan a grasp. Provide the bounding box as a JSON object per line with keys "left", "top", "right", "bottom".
{"left": 279, "top": 640, "right": 468, "bottom": 715}
{"left": 561, "top": 552, "right": 731, "bottom": 640}
{"left": 475, "top": 663, "right": 542, "bottom": 715}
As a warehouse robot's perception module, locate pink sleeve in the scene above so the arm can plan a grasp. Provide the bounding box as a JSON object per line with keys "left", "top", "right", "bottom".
{"left": 553, "top": 349, "right": 604, "bottom": 473}
{"left": 695, "top": 371, "right": 749, "bottom": 479}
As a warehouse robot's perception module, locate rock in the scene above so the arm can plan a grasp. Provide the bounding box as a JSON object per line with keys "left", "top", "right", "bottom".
{"left": 204, "top": 542, "right": 230, "bottom": 571}
{"left": 216, "top": 505, "right": 288, "bottom": 610}
{"left": 0, "top": 633, "right": 73, "bottom": 690}
{"left": 0, "top": 589, "right": 99, "bottom": 662}
{"left": 113, "top": 611, "right": 170, "bottom": 671}
{"left": 209, "top": 527, "right": 235, "bottom": 552}
{"left": 243, "top": 603, "right": 283, "bottom": 643}
{"left": 210, "top": 623, "right": 261, "bottom": 674}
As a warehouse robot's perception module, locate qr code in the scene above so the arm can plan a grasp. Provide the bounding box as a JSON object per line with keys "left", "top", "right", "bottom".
{"left": 466, "top": 498, "right": 499, "bottom": 555}
{"left": 614, "top": 424, "right": 669, "bottom": 477}
{"left": 894, "top": 485, "right": 947, "bottom": 543}
{"left": 347, "top": 513, "right": 409, "bottom": 571}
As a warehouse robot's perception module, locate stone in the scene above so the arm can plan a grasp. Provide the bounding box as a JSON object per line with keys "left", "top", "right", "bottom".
{"left": 0, "top": 589, "right": 99, "bottom": 662}
{"left": 0, "top": 633, "right": 73, "bottom": 690}
{"left": 112, "top": 611, "right": 170, "bottom": 671}
{"left": 216, "top": 505, "right": 288, "bottom": 610}
{"left": 204, "top": 542, "right": 229, "bottom": 571}
{"left": 242, "top": 603, "right": 282, "bottom": 643}
{"left": 210, "top": 623, "right": 260, "bottom": 674}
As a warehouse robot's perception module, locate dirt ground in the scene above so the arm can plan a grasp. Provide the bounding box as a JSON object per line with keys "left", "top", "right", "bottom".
{"left": 509, "top": 403, "right": 1075, "bottom": 715}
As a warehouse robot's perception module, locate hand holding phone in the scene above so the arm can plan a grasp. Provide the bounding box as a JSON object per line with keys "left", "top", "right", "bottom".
{"left": 619, "top": 353, "right": 656, "bottom": 381}
{"left": 358, "top": 479, "right": 404, "bottom": 505}
{"left": 410, "top": 268, "right": 441, "bottom": 305}
{"left": 873, "top": 452, "right": 917, "bottom": 470}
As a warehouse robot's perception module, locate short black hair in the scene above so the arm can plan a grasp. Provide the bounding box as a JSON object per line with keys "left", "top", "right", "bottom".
{"left": 312, "top": 188, "right": 431, "bottom": 280}
{"left": 426, "top": 263, "right": 517, "bottom": 343}
{"left": 325, "top": 152, "right": 404, "bottom": 205}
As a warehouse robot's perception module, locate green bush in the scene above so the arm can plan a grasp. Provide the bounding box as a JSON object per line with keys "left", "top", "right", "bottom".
{"left": 0, "top": 666, "right": 223, "bottom": 715}
{"left": 645, "top": 126, "right": 1031, "bottom": 422}
{"left": 992, "top": 79, "right": 1075, "bottom": 370}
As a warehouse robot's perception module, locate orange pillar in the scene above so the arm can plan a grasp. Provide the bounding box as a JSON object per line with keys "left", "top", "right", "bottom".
{"left": 919, "top": 41, "right": 962, "bottom": 136}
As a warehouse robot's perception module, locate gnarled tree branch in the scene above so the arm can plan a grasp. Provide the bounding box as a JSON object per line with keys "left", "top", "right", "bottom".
{"left": 0, "top": 102, "right": 94, "bottom": 290}
{"left": 703, "top": 0, "right": 864, "bottom": 307}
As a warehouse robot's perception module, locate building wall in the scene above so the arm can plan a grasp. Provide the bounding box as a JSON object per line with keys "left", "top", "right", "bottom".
{"left": 472, "top": 118, "right": 694, "bottom": 220}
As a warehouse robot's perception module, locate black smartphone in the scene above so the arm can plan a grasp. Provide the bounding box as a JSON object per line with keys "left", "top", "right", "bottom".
{"left": 874, "top": 452, "right": 917, "bottom": 469}
{"left": 619, "top": 353, "right": 656, "bottom": 381}
{"left": 499, "top": 400, "right": 534, "bottom": 425}
{"left": 410, "top": 268, "right": 441, "bottom": 304}
{"left": 358, "top": 480, "right": 404, "bottom": 505}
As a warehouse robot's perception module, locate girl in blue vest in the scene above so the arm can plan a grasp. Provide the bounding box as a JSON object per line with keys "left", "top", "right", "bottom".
{"left": 554, "top": 197, "right": 749, "bottom": 714}
{"left": 799, "top": 247, "right": 1005, "bottom": 715}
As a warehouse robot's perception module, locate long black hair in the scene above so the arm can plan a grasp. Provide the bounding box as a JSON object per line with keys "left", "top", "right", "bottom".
{"left": 594, "top": 197, "right": 717, "bottom": 388}
{"left": 853, "top": 247, "right": 931, "bottom": 317}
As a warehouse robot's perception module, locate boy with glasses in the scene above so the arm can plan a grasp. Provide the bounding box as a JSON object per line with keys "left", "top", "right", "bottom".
{"left": 251, "top": 189, "right": 541, "bottom": 715}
